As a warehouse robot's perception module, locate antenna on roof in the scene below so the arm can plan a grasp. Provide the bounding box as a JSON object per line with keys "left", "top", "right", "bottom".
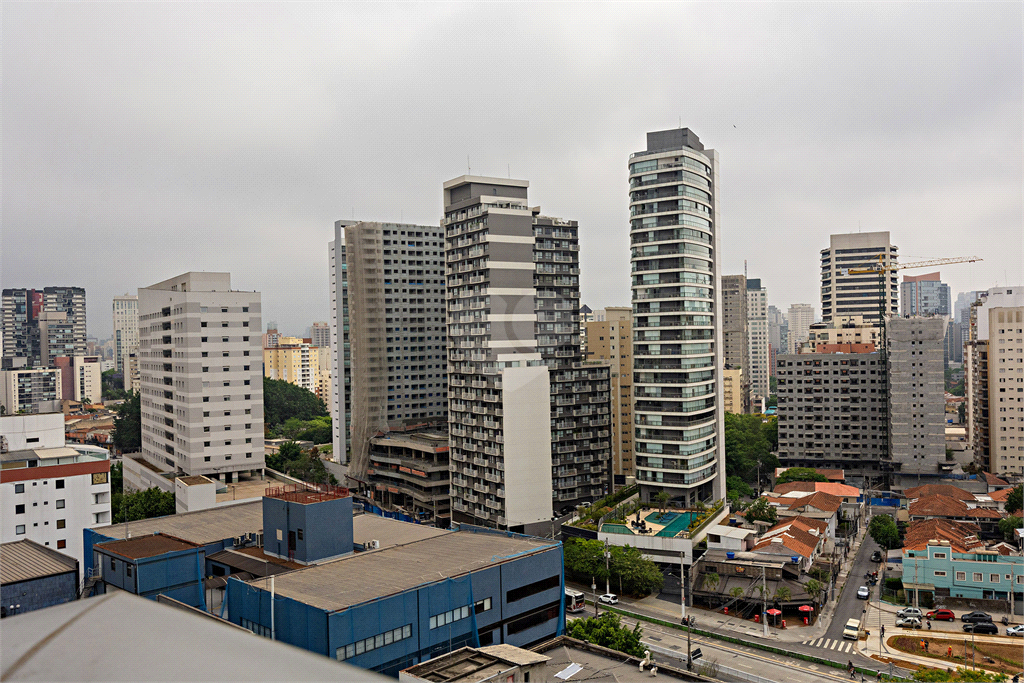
{"left": 467, "top": 155, "right": 471, "bottom": 175}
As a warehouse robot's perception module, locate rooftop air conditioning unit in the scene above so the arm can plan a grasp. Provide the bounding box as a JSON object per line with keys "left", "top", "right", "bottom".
{"left": 255, "top": 533, "right": 264, "bottom": 547}
{"left": 368, "top": 539, "right": 381, "bottom": 550}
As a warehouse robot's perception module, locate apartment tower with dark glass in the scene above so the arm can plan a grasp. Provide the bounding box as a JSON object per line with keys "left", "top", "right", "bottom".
{"left": 628, "top": 128, "right": 726, "bottom": 506}
{"left": 443, "top": 176, "right": 611, "bottom": 532}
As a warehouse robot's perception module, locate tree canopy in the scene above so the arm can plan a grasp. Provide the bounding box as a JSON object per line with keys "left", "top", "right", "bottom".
{"left": 112, "top": 485, "right": 175, "bottom": 524}
{"left": 744, "top": 497, "right": 777, "bottom": 525}
{"left": 724, "top": 413, "right": 779, "bottom": 489}
{"left": 267, "top": 444, "right": 338, "bottom": 485}
{"left": 998, "top": 516, "right": 1022, "bottom": 542}
{"left": 567, "top": 613, "right": 645, "bottom": 658}
{"left": 869, "top": 514, "right": 900, "bottom": 550}
{"left": 775, "top": 467, "right": 828, "bottom": 485}
{"left": 263, "top": 377, "right": 328, "bottom": 431}
{"left": 1004, "top": 485, "right": 1022, "bottom": 515}
{"left": 563, "top": 538, "right": 663, "bottom": 597}
{"left": 111, "top": 391, "right": 141, "bottom": 453}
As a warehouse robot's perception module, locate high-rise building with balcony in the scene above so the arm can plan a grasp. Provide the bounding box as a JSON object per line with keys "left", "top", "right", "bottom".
{"left": 443, "top": 176, "right": 610, "bottom": 531}
{"left": 329, "top": 222, "right": 448, "bottom": 477}
{"left": 585, "top": 307, "right": 634, "bottom": 482}
{"left": 137, "top": 272, "right": 264, "bottom": 482}
{"left": 721, "top": 275, "right": 751, "bottom": 414}
{"left": 901, "top": 273, "right": 950, "bottom": 318}
{"left": 786, "top": 303, "right": 815, "bottom": 354}
{"left": 112, "top": 295, "right": 139, "bottom": 375}
{"left": 747, "top": 279, "right": 769, "bottom": 409}
{"left": 2, "top": 287, "right": 86, "bottom": 367}
{"left": 628, "top": 128, "right": 725, "bottom": 506}
{"left": 820, "top": 232, "right": 898, "bottom": 323}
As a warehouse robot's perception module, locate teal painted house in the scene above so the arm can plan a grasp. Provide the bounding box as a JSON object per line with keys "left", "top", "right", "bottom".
{"left": 903, "top": 540, "right": 1024, "bottom": 605}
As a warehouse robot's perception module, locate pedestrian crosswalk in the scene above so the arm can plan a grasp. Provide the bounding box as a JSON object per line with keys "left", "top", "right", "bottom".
{"left": 800, "top": 637, "right": 855, "bottom": 653}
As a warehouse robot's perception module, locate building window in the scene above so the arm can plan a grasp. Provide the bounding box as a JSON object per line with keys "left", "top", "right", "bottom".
{"left": 126, "top": 564, "right": 132, "bottom": 577}
{"left": 241, "top": 618, "right": 271, "bottom": 639}
{"left": 974, "top": 573, "right": 983, "bottom": 582}
{"left": 55, "top": 479, "right": 65, "bottom": 489}
{"left": 204, "top": 456, "right": 211, "bottom": 462}
{"left": 14, "top": 484, "right": 24, "bottom": 494}
{"left": 57, "top": 519, "right": 65, "bottom": 529}
{"left": 15, "top": 504, "right": 25, "bottom": 514}
{"left": 336, "top": 625, "right": 412, "bottom": 661}
{"left": 934, "top": 571, "right": 947, "bottom": 577}
{"left": 15, "top": 525, "right": 25, "bottom": 535}
{"left": 297, "top": 529, "right": 304, "bottom": 541}
{"left": 506, "top": 575, "right": 560, "bottom": 603}
{"left": 956, "top": 572, "right": 966, "bottom": 581}
{"left": 110, "top": 557, "right": 116, "bottom": 571}
{"left": 430, "top": 605, "right": 471, "bottom": 629}
{"left": 933, "top": 553, "right": 945, "bottom": 559}
{"left": 56, "top": 499, "right": 65, "bottom": 509}
{"left": 991, "top": 574, "right": 1000, "bottom": 583}
{"left": 57, "top": 539, "right": 66, "bottom": 549}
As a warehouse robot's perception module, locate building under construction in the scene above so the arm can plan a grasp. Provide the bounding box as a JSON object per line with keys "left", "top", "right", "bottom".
{"left": 331, "top": 222, "right": 448, "bottom": 479}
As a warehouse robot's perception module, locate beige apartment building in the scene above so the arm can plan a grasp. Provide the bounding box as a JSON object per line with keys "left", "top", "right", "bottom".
{"left": 585, "top": 307, "right": 634, "bottom": 483}
{"left": 263, "top": 336, "right": 326, "bottom": 399}
{"left": 722, "top": 366, "right": 744, "bottom": 414}
{"left": 802, "top": 316, "right": 880, "bottom": 353}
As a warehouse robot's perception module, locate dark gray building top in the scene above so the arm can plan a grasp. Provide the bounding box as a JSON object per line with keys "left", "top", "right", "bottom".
{"left": 0, "top": 539, "right": 78, "bottom": 585}
{"left": 644, "top": 128, "right": 704, "bottom": 154}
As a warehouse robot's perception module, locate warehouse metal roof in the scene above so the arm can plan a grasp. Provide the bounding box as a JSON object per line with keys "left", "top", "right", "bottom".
{"left": 247, "top": 530, "right": 558, "bottom": 613}
{"left": 97, "top": 534, "right": 200, "bottom": 560}
{"left": 0, "top": 540, "right": 78, "bottom": 585}
{"left": 91, "top": 500, "right": 263, "bottom": 545}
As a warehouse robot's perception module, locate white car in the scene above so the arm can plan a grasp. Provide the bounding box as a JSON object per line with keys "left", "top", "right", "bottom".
{"left": 856, "top": 586, "right": 870, "bottom": 600}
{"left": 895, "top": 617, "right": 922, "bottom": 629}
{"left": 599, "top": 593, "right": 618, "bottom": 605}
{"left": 897, "top": 607, "right": 923, "bottom": 619}
{"left": 1007, "top": 624, "right": 1024, "bottom": 637}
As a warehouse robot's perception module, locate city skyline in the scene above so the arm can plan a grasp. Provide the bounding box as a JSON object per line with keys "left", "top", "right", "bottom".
{"left": 3, "top": 3, "right": 1020, "bottom": 339}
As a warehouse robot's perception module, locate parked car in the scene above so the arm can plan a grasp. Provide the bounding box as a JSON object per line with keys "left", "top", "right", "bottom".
{"left": 961, "top": 611, "right": 993, "bottom": 623}
{"left": 1006, "top": 624, "right": 1024, "bottom": 637}
{"left": 897, "top": 607, "right": 924, "bottom": 619}
{"left": 857, "top": 586, "right": 870, "bottom": 600}
{"left": 895, "top": 617, "right": 922, "bottom": 629}
{"left": 963, "top": 622, "right": 999, "bottom": 635}
{"left": 871, "top": 550, "right": 883, "bottom": 562}
{"left": 599, "top": 593, "right": 618, "bottom": 605}
{"left": 842, "top": 618, "right": 861, "bottom": 640}
{"left": 926, "top": 609, "right": 956, "bottom": 622}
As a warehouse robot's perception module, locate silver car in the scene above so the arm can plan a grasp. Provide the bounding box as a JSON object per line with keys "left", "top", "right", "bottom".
{"left": 895, "top": 617, "right": 922, "bottom": 629}
{"left": 897, "top": 607, "right": 923, "bottom": 619}
{"left": 856, "top": 586, "right": 870, "bottom": 600}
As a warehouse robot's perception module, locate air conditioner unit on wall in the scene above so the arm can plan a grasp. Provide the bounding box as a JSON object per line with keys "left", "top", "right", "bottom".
{"left": 368, "top": 539, "right": 381, "bottom": 550}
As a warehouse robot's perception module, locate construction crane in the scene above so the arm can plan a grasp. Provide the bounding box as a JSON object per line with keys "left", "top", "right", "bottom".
{"left": 840, "top": 254, "right": 983, "bottom": 477}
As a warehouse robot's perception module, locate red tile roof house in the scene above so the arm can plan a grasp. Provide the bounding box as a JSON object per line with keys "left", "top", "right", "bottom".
{"left": 778, "top": 492, "right": 842, "bottom": 541}
{"left": 907, "top": 494, "right": 1004, "bottom": 534}
{"left": 773, "top": 482, "right": 865, "bottom": 530}
{"left": 750, "top": 516, "right": 828, "bottom": 571}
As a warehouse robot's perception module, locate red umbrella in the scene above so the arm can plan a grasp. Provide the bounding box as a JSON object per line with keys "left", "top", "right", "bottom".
{"left": 798, "top": 605, "right": 814, "bottom": 612}
{"left": 766, "top": 609, "right": 782, "bottom": 616}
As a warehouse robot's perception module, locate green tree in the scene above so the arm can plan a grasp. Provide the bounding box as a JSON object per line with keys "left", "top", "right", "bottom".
{"left": 654, "top": 490, "right": 670, "bottom": 509}
{"left": 775, "top": 467, "right": 828, "bottom": 485}
{"left": 263, "top": 377, "right": 328, "bottom": 430}
{"left": 957, "top": 402, "right": 966, "bottom": 423}
{"left": 730, "top": 586, "right": 744, "bottom": 599}
{"left": 1005, "top": 485, "right": 1023, "bottom": 515}
{"left": 564, "top": 539, "right": 663, "bottom": 597}
{"left": 804, "top": 578, "right": 824, "bottom": 604}
{"left": 702, "top": 572, "right": 720, "bottom": 593}
{"left": 724, "top": 413, "right": 779, "bottom": 487}
{"left": 111, "top": 392, "right": 141, "bottom": 453}
{"left": 998, "top": 516, "right": 1022, "bottom": 542}
{"left": 113, "top": 487, "right": 175, "bottom": 524}
{"left": 296, "top": 415, "right": 333, "bottom": 444}
{"left": 869, "top": 514, "right": 900, "bottom": 550}
{"left": 744, "top": 497, "right": 777, "bottom": 525}
{"left": 101, "top": 369, "right": 128, "bottom": 401}
{"left": 766, "top": 395, "right": 778, "bottom": 408}
{"left": 568, "top": 613, "right": 645, "bottom": 658}
{"left": 110, "top": 461, "right": 123, "bottom": 495}
{"left": 726, "top": 476, "right": 753, "bottom": 499}
{"left": 773, "top": 585, "right": 791, "bottom": 603}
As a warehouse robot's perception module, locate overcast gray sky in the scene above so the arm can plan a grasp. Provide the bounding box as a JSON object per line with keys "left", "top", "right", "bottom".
{"left": 3, "top": 2, "right": 1021, "bottom": 339}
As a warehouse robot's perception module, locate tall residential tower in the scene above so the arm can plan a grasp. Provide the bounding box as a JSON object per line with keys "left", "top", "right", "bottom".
{"left": 820, "top": 232, "right": 898, "bottom": 323}
{"left": 628, "top": 128, "right": 725, "bottom": 505}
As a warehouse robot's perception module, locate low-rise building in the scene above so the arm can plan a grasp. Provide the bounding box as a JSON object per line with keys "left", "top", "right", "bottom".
{"left": 0, "top": 413, "right": 111, "bottom": 566}
{"left": 903, "top": 537, "right": 1023, "bottom": 606}
{"left": 367, "top": 429, "right": 450, "bottom": 522}
{"left": 1, "top": 539, "right": 79, "bottom": 617}
{"left": 777, "top": 492, "right": 841, "bottom": 539}
{"left": 750, "top": 516, "right": 827, "bottom": 571}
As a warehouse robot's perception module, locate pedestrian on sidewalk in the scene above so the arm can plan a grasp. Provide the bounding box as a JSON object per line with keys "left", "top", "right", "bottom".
{"left": 924, "top": 640, "right": 929, "bottom": 653}
{"left": 947, "top": 646, "right": 953, "bottom": 658}
{"left": 920, "top": 639, "right": 925, "bottom": 651}
{"left": 880, "top": 625, "right": 885, "bottom": 638}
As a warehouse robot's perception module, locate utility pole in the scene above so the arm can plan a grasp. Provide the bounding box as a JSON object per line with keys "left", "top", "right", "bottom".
{"left": 604, "top": 540, "right": 611, "bottom": 596}
{"left": 680, "top": 550, "right": 686, "bottom": 623}
{"left": 686, "top": 616, "right": 693, "bottom": 671}
{"left": 762, "top": 566, "right": 768, "bottom": 637}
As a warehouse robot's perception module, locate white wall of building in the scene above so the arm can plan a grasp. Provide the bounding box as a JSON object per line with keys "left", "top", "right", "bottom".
{"left": 501, "top": 365, "right": 552, "bottom": 527}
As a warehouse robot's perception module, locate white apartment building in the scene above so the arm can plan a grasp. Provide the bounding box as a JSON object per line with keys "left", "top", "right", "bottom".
{"left": 329, "top": 226, "right": 351, "bottom": 465}
{"left": 747, "top": 279, "right": 769, "bottom": 409}
{"left": 0, "top": 413, "right": 112, "bottom": 566}
{"left": 820, "top": 231, "right": 899, "bottom": 323}
{"left": 972, "top": 287, "right": 1024, "bottom": 476}
{"left": 137, "top": 273, "right": 264, "bottom": 482}
{"left": 0, "top": 367, "right": 62, "bottom": 415}
{"left": 73, "top": 355, "right": 102, "bottom": 404}
{"left": 112, "top": 295, "right": 139, "bottom": 376}
{"left": 787, "top": 303, "right": 815, "bottom": 354}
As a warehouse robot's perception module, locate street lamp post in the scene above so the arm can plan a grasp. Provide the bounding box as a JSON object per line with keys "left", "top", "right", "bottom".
{"left": 604, "top": 540, "right": 611, "bottom": 597}
{"left": 592, "top": 578, "right": 598, "bottom": 616}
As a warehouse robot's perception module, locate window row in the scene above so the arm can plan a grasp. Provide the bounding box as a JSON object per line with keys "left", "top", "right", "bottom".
{"left": 336, "top": 624, "right": 412, "bottom": 661}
